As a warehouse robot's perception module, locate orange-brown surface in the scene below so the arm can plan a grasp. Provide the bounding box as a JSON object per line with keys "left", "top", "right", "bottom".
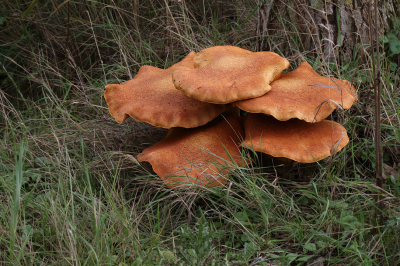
{"left": 242, "top": 113, "right": 349, "bottom": 163}
{"left": 104, "top": 52, "right": 226, "bottom": 128}
{"left": 137, "top": 113, "right": 244, "bottom": 188}
{"left": 172, "top": 46, "right": 290, "bottom": 104}
{"left": 236, "top": 62, "right": 357, "bottom": 122}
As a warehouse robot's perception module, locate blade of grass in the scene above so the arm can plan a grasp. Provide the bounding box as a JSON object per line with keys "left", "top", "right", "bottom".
{"left": 22, "top": 0, "right": 39, "bottom": 19}
{"left": 10, "top": 142, "right": 25, "bottom": 262}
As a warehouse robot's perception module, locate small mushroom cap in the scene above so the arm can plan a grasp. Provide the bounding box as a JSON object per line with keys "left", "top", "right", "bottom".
{"left": 137, "top": 113, "right": 244, "bottom": 188}
{"left": 235, "top": 62, "right": 357, "bottom": 122}
{"left": 104, "top": 52, "right": 226, "bottom": 128}
{"left": 242, "top": 113, "right": 349, "bottom": 163}
{"left": 172, "top": 46, "right": 290, "bottom": 104}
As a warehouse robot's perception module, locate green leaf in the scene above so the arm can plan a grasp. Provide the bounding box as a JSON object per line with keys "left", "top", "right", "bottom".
{"left": 111, "top": 255, "right": 118, "bottom": 264}
{"left": 389, "top": 40, "right": 400, "bottom": 55}
{"left": 188, "top": 249, "right": 196, "bottom": 257}
{"left": 266, "top": 254, "right": 281, "bottom": 259}
{"left": 297, "top": 255, "right": 314, "bottom": 262}
{"left": 394, "top": 128, "right": 400, "bottom": 143}
{"left": 159, "top": 250, "right": 175, "bottom": 262}
{"left": 393, "top": 18, "right": 400, "bottom": 31}
{"left": 331, "top": 200, "right": 348, "bottom": 209}
{"left": 241, "top": 234, "right": 249, "bottom": 242}
{"left": 379, "top": 35, "right": 388, "bottom": 43}
{"left": 317, "top": 241, "right": 327, "bottom": 248}
{"left": 342, "top": 62, "right": 350, "bottom": 72}
{"left": 304, "top": 243, "right": 317, "bottom": 251}
{"left": 22, "top": 224, "right": 33, "bottom": 242}
{"left": 390, "top": 62, "right": 398, "bottom": 72}
{"left": 387, "top": 33, "right": 398, "bottom": 42}
{"left": 341, "top": 215, "right": 358, "bottom": 224}
{"left": 131, "top": 258, "right": 142, "bottom": 266}
{"left": 286, "top": 253, "right": 298, "bottom": 264}
{"left": 340, "top": 215, "right": 363, "bottom": 229}
{"left": 234, "top": 212, "right": 250, "bottom": 225}
{"left": 215, "top": 229, "right": 225, "bottom": 240}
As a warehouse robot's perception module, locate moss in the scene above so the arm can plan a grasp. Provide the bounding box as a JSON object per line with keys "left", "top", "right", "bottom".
{"left": 340, "top": 0, "right": 352, "bottom": 7}
{"left": 310, "top": 0, "right": 325, "bottom": 9}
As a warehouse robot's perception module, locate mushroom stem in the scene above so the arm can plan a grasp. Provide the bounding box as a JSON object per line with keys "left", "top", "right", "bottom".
{"left": 225, "top": 105, "right": 241, "bottom": 116}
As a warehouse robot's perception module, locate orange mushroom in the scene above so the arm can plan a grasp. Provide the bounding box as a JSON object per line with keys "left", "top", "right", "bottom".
{"left": 235, "top": 62, "right": 357, "bottom": 123}
{"left": 242, "top": 113, "right": 349, "bottom": 163}
{"left": 104, "top": 52, "right": 226, "bottom": 128}
{"left": 103, "top": 46, "right": 356, "bottom": 188}
{"left": 172, "top": 46, "right": 290, "bottom": 104}
{"left": 137, "top": 113, "right": 244, "bottom": 188}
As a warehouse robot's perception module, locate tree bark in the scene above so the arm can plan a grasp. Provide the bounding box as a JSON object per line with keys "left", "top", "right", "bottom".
{"left": 256, "top": 0, "right": 275, "bottom": 51}
{"left": 257, "top": 0, "right": 399, "bottom": 62}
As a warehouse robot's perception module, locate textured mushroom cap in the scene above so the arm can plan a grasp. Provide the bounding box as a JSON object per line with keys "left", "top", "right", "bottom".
{"left": 235, "top": 62, "right": 357, "bottom": 122}
{"left": 137, "top": 113, "right": 244, "bottom": 188}
{"left": 242, "top": 113, "right": 349, "bottom": 163}
{"left": 172, "top": 46, "right": 290, "bottom": 104}
{"left": 104, "top": 52, "right": 226, "bottom": 128}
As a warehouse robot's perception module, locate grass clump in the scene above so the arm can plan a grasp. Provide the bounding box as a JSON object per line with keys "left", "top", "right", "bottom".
{"left": 0, "top": 0, "right": 399, "bottom": 265}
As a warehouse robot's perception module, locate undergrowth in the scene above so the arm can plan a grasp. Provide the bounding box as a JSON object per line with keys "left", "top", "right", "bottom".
{"left": 0, "top": 0, "right": 399, "bottom": 265}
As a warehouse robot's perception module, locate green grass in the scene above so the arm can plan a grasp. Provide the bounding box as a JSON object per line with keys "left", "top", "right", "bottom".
{"left": 0, "top": 0, "right": 400, "bottom": 265}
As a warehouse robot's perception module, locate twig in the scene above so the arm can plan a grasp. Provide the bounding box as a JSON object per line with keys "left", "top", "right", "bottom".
{"left": 368, "top": 0, "right": 383, "bottom": 222}
{"left": 66, "top": 1, "right": 71, "bottom": 81}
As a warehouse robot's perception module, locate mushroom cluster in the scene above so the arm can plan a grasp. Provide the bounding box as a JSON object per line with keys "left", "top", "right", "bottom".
{"left": 104, "top": 46, "right": 357, "bottom": 188}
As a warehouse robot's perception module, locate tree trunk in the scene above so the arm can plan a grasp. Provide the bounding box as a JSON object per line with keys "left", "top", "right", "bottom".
{"left": 257, "top": 0, "right": 399, "bottom": 62}
{"left": 256, "top": 0, "right": 275, "bottom": 51}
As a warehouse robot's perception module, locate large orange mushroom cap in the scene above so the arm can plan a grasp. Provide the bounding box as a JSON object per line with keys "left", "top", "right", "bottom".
{"left": 104, "top": 52, "right": 226, "bottom": 128}
{"left": 172, "top": 46, "right": 290, "bottom": 104}
{"left": 137, "top": 113, "right": 244, "bottom": 188}
{"left": 235, "top": 62, "right": 357, "bottom": 123}
{"left": 242, "top": 113, "right": 349, "bottom": 163}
